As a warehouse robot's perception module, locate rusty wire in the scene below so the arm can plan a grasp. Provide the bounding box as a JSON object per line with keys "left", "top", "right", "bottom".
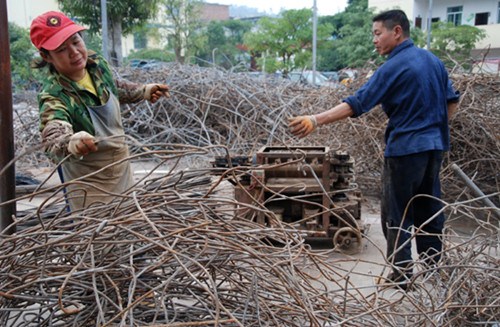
{"left": 1, "top": 143, "right": 499, "bottom": 326}
{"left": 121, "top": 63, "right": 499, "bottom": 203}
{"left": 12, "top": 63, "right": 499, "bottom": 204}
{"left": 4, "top": 63, "right": 499, "bottom": 326}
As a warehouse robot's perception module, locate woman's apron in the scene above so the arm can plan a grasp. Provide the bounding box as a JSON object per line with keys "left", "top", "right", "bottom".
{"left": 61, "top": 92, "right": 134, "bottom": 211}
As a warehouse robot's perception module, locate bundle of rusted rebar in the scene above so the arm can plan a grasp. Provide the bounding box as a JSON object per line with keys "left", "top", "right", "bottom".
{"left": 12, "top": 63, "right": 499, "bottom": 204}
{"left": 2, "top": 146, "right": 499, "bottom": 326}
{"left": 4, "top": 63, "right": 498, "bottom": 326}
{"left": 120, "top": 63, "right": 500, "bottom": 203}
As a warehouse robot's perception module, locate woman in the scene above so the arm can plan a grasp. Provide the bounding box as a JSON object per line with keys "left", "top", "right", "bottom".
{"left": 30, "top": 11, "right": 170, "bottom": 211}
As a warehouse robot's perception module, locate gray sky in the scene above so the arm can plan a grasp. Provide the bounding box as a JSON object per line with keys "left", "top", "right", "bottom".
{"left": 208, "top": 0, "right": 348, "bottom": 16}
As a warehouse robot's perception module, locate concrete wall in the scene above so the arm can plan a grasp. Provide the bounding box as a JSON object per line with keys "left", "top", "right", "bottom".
{"left": 369, "top": 0, "right": 414, "bottom": 16}
{"left": 369, "top": 0, "right": 500, "bottom": 51}
{"left": 7, "top": 0, "right": 60, "bottom": 28}
{"left": 200, "top": 3, "right": 230, "bottom": 21}
{"left": 370, "top": 0, "right": 499, "bottom": 25}
{"left": 414, "top": 0, "right": 498, "bottom": 27}
{"left": 6, "top": 0, "right": 137, "bottom": 57}
{"left": 476, "top": 24, "right": 500, "bottom": 49}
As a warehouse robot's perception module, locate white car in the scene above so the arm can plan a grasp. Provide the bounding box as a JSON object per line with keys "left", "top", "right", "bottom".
{"left": 287, "top": 70, "right": 338, "bottom": 87}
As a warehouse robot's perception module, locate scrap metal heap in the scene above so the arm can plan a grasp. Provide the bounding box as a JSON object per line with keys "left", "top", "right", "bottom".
{"left": 213, "top": 146, "right": 365, "bottom": 250}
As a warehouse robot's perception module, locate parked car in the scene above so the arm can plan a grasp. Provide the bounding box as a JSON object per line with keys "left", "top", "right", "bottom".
{"left": 129, "top": 59, "right": 152, "bottom": 68}
{"left": 128, "top": 59, "right": 166, "bottom": 70}
{"left": 322, "top": 71, "right": 340, "bottom": 82}
{"left": 238, "top": 71, "right": 267, "bottom": 79}
{"left": 287, "top": 70, "right": 337, "bottom": 87}
{"left": 238, "top": 71, "right": 285, "bottom": 82}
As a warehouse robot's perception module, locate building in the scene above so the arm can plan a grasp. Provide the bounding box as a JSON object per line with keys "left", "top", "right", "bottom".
{"left": 9, "top": 0, "right": 498, "bottom": 71}
{"left": 7, "top": 0, "right": 230, "bottom": 59}
{"left": 7, "top": 0, "right": 60, "bottom": 28}
{"left": 369, "top": 0, "right": 500, "bottom": 72}
{"left": 200, "top": 3, "right": 230, "bottom": 21}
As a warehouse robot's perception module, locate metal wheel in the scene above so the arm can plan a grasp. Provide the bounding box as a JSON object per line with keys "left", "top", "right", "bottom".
{"left": 333, "top": 227, "right": 362, "bottom": 251}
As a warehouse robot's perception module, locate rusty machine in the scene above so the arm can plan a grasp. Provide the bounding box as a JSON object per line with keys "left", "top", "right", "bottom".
{"left": 213, "top": 146, "right": 365, "bottom": 250}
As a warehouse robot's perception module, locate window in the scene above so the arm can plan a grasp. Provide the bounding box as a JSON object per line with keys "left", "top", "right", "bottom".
{"left": 133, "top": 32, "right": 147, "bottom": 49}
{"left": 415, "top": 16, "right": 422, "bottom": 28}
{"left": 475, "top": 12, "right": 489, "bottom": 25}
{"left": 447, "top": 6, "right": 463, "bottom": 25}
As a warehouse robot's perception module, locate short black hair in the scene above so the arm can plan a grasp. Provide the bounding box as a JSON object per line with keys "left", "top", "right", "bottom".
{"left": 32, "top": 48, "right": 51, "bottom": 70}
{"left": 373, "top": 9, "right": 410, "bottom": 38}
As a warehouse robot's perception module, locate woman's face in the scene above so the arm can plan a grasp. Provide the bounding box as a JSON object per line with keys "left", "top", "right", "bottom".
{"left": 42, "top": 33, "right": 88, "bottom": 81}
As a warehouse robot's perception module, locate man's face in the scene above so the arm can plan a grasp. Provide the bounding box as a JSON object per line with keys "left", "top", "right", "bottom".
{"left": 42, "top": 33, "right": 88, "bottom": 81}
{"left": 372, "top": 21, "right": 400, "bottom": 56}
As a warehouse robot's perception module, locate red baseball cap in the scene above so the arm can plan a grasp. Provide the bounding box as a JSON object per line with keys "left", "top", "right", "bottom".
{"left": 30, "top": 11, "right": 87, "bottom": 50}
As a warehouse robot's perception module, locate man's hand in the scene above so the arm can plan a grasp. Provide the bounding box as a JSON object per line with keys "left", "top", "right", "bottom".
{"left": 144, "top": 84, "right": 170, "bottom": 103}
{"left": 288, "top": 115, "right": 318, "bottom": 138}
{"left": 448, "top": 101, "right": 459, "bottom": 120}
{"left": 67, "top": 131, "right": 97, "bottom": 156}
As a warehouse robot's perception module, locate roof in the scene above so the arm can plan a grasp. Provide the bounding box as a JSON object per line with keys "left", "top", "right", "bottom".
{"left": 471, "top": 48, "right": 500, "bottom": 60}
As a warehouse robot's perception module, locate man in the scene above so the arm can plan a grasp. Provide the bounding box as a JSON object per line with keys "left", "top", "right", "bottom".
{"left": 289, "top": 9, "right": 460, "bottom": 290}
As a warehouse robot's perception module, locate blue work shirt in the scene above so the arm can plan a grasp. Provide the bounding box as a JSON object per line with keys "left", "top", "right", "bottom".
{"left": 344, "top": 39, "right": 460, "bottom": 157}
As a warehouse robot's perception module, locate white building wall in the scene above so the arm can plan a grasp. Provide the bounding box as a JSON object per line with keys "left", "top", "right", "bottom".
{"left": 7, "top": 0, "right": 60, "bottom": 28}
{"left": 475, "top": 24, "right": 500, "bottom": 49}
{"left": 7, "top": 0, "right": 133, "bottom": 58}
{"left": 369, "top": 0, "right": 414, "bottom": 16}
{"left": 369, "top": 0, "right": 500, "bottom": 49}
{"left": 421, "top": 0, "right": 497, "bottom": 26}
{"left": 122, "top": 35, "right": 135, "bottom": 58}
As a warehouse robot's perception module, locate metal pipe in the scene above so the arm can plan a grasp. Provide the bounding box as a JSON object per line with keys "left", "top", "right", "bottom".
{"left": 312, "top": 0, "right": 317, "bottom": 86}
{"left": 101, "top": 0, "right": 109, "bottom": 61}
{"left": 426, "top": 0, "right": 433, "bottom": 50}
{"left": 451, "top": 163, "right": 500, "bottom": 220}
{"left": 0, "top": 0, "right": 16, "bottom": 235}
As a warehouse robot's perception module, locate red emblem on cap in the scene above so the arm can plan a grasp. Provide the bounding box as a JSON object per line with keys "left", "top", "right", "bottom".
{"left": 46, "top": 16, "right": 61, "bottom": 27}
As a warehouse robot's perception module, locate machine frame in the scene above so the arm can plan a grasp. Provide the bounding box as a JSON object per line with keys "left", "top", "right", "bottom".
{"left": 215, "top": 146, "right": 365, "bottom": 250}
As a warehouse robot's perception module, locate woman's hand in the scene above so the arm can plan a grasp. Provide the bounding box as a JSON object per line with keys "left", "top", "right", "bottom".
{"left": 67, "top": 131, "right": 97, "bottom": 156}
{"left": 144, "top": 84, "right": 170, "bottom": 103}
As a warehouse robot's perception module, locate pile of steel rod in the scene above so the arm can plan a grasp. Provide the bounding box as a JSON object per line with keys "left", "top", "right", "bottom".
{"left": 3, "top": 63, "right": 499, "bottom": 326}
{"left": 1, "top": 145, "right": 498, "bottom": 326}
{"left": 11, "top": 64, "right": 499, "bottom": 203}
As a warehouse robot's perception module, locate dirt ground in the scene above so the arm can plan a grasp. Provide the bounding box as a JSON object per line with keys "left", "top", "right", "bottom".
{"left": 15, "top": 159, "right": 392, "bottom": 296}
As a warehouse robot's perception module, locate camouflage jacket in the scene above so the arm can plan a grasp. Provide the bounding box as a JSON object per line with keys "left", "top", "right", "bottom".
{"left": 38, "top": 51, "right": 145, "bottom": 161}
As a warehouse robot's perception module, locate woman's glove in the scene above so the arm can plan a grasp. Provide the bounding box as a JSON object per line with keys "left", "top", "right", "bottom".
{"left": 67, "top": 131, "right": 97, "bottom": 156}
{"left": 288, "top": 115, "right": 318, "bottom": 138}
{"left": 144, "top": 84, "right": 170, "bottom": 103}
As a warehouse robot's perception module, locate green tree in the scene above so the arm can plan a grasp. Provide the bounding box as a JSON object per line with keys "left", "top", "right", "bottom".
{"left": 8, "top": 22, "right": 38, "bottom": 91}
{"left": 318, "top": 0, "right": 486, "bottom": 72}
{"left": 426, "top": 22, "right": 485, "bottom": 69}
{"left": 126, "top": 48, "right": 176, "bottom": 63}
{"left": 243, "top": 9, "right": 333, "bottom": 74}
{"left": 320, "top": 0, "right": 379, "bottom": 70}
{"left": 316, "top": 14, "right": 341, "bottom": 72}
{"left": 199, "top": 20, "right": 224, "bottom": 65}
{"left": 196, "top": 19, "right": 252, "bottom": 69}
{"left": 57, "top": 0, "right": 161, "bottom": 66}
{"left": 162, "top": 0, "right": 203, "bottom": 64}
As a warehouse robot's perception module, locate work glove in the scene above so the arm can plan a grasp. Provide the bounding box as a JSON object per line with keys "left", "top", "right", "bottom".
{"left": 67, "top": 131, "right": 98, "bottom": 157}
{"left": 288, "top": 115, "right": 318, "bottom": 138}
{"left": 144, "top": 84, "right": 170, "bottom": 103}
